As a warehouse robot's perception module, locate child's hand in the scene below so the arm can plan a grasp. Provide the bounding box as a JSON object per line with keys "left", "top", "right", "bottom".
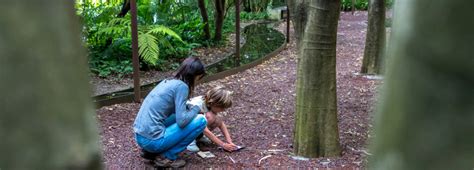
{"left": 221, "top": 143, "right": 238, "bottom": 152}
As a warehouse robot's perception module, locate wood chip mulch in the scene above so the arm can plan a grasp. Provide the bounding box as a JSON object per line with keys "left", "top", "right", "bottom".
{"left": 96, "top": 11, "right": 384, "bottom": 169}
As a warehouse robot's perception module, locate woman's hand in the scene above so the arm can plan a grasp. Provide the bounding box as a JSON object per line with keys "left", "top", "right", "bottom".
{"left": 221, "top": 143, "right": 238, "bottom": 152}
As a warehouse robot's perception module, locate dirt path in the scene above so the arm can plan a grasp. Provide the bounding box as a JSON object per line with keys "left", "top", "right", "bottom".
{"left": 96, "top": 11, "right": 383, "bottom": 169}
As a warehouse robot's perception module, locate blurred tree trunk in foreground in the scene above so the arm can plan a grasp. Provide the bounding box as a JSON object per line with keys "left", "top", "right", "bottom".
{"left": 290, "top": 0, "right": 342, "bottom": 158}
{"left": 361, "top": 0, "right": 385, "bottom": 74}
{"left": 370, "top": 0, "right": 474, "bottom": 169}
{"left": 0, "top": 1, "right": 102, "bottom": 169}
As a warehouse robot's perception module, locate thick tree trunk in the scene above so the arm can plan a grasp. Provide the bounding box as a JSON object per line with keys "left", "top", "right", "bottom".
{"left": 198, "top": 0, "right": 211, "bottom": 40}
{"left": 289, "top": 0, "right": 309, "bottom": 48}
{"left": 293, "top": 0, "right": 342, "bottom": 157}
{"left": 0, "top": 1, "right": 102, "bottom": 169}
{"left": 361, "top": 0, "right": 385, "bottom": 74}
{"left": 214, "top": 0, "right": 226, "bottom": 41}
{"left": 370, "top": 0, "right": 474, "bottom": 169}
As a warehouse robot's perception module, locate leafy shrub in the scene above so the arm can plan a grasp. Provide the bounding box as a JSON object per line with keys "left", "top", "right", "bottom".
{"left": 88, "top": 38, "right": 133, "bottom": 77}
{"left": 341, "top": 0, "right": 394, "bottom": 11}
{"left": 77, "top": 0, "right": 254, "bottom": 77}
{"left": 77, "top": 1, "right": 192, "bottom": 77}
{"left": 242, "top": 0, "right": 271, "bottom": 12}
{"left": 272, "top": 0, "right": 287, "bottom": 7}
{"left": 240, "top": 11, "right": 269, "bottom": 21}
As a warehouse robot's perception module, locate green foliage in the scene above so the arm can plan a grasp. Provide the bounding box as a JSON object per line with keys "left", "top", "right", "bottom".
{"left": 148, "top": 25, "right": 183, "bottom": 42}
{"left": 94, "top": 17, "right": 183, "bottom": 66}
{"left": 243, "top": 0, "right": 272, "bottom": 12}
{"left": 138, "top": 32, "right": 159, "bottom": 65}
{"left": 77, "top": 0, "right": 195, "bottom": 77}
{"left": 170, "top": 14, "right": 205, "bottom": 42}
{"left": 96, "top": 18, "right": 130, "bottom": 39}
{"left": 272, "top": 0, "right": 287, "bottom": 7}
{"left": 78, "top": 0, "right": 275, "bottom": 77}
{"left": 240, "top": 11, "right": 269, "bottom": 21}
{"left": 90, "top": 59, "right": 134, "bottom": 77}
{"left": 341, "top": 0, "right": 368, "bottom": 11}
{"left": 88, "top": 38, "right": 134, "bottom": 77}
{"left": 341, "top": 0, "right": 394, "bottom": 11}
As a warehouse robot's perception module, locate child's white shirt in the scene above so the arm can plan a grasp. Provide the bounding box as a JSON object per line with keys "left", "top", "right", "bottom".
{"left": 187, "top": 96, "right": 209, "bottom": 113}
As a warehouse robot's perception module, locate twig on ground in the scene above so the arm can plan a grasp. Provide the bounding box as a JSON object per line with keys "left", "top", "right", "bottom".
{"left": 228, "top": 156, "right": 236, "bottom": 164}
{"left": 348, "top": 146, "right": 372, "bottom": 156}
{"left": 258, "top": 155, "right": 272, "bottom": 165}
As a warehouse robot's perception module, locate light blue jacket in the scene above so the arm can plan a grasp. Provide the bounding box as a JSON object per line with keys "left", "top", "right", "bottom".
{"left": 133, "top": 79, "right": 200, "bottom": 140}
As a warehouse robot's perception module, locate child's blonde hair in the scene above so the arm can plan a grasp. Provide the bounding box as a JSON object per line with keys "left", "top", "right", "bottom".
{"left": 205, "top": 86, "right": 233, "bottom": 109}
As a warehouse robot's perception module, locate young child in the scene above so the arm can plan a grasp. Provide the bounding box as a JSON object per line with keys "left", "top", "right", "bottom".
{"left": 186, "top": 86, "right": 238, "bottom": 152}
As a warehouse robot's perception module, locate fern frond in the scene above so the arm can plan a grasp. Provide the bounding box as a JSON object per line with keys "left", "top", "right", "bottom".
{"left": 107, "top": 18, "right": 131, "bottom": 27}
{"left": 147, "top": 25, "right": 183, "bottom": 42}
{"left": 96, "top": 18, "right": 130, "bottom": 37}
{"left": 157, "top": 38, "right": 174, "bottom": 50}
{"left": 138, "top": 32, "right": 159, "bottom": 65}
{"left": 97, "top": 26, "right": 123, "bottom": 36}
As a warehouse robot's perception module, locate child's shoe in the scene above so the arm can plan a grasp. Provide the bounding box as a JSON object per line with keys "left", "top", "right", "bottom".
{"left": 198, "top": 136, "right": 212, "bottom": 145}
{"left": 186, "top": 140, "right": 200, "bottom": 152}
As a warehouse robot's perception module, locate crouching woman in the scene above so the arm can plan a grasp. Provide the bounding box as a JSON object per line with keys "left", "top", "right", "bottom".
{"left": 133, "top": 57, "right": 207, "bottom": 168}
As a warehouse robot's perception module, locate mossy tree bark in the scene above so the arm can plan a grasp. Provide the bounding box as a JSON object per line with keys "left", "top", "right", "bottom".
{"left": 370, "top": 0, "right": 474, "bottom": 169}
{"left": 288, "top": 0, "right": 308, "bottom": 48}
{"left": 0, "top": 1, "right": 102, "bottom": 169}
{"left": 361, "top": 0, "right": 385, "bottom": 74}
{"left": 292, "top": 0, "right": 342, "bottom": 157}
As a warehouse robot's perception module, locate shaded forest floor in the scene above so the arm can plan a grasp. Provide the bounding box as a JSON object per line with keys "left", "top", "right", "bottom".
{"left": 96, "top": 11, "right": 384, "bottom": 169}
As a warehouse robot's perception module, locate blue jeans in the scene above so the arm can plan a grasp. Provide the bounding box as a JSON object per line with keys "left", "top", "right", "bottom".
{"left": 135, "top": 114, "right": 207, "bottom": 160}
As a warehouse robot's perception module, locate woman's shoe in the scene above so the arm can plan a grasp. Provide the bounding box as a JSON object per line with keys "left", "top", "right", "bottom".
{"left": 154, "top": 156, "right": 186, "bottom": 168}
{"left": 140, "top": 149, "right": 158, "bottom": 160}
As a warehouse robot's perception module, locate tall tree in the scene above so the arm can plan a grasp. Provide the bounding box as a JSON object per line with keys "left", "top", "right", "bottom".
{"left": 198, "top": 0, "right": 211, "bottom": 40}
{"left": 291, "top": 0, "right": 341, "bottom": 157}
{"left": 361, "top": 0, "right": 385, "bottom": 74}
{"left": 370, "top": 0, "right": 474, "bottom": 169}
{"left": 214, "top": 0, "right": 226, "bottom": 41}
{"left": 0, "top": 1, "right": 102, "bottom": 169}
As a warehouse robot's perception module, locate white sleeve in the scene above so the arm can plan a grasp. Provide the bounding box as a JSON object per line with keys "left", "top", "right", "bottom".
{"left": 187, "top": 96, "right": 208, "bottom": 113}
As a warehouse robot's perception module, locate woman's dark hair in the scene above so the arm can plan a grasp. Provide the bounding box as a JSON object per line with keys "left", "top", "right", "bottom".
{"left": 174, "top": 56, "right": 206, "bottom": 95}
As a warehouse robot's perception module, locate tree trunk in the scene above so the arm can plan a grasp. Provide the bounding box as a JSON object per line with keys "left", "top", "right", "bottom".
{"left": 117, "top": 0, "right": 130, "bottom": 17}
{"left": 198, "top": 0, "right": 211, "bottom": 40}
{"left": 0, "top": 1, "right": 102, "bottom": 169}
{"left": 289, "top": 0, "right": 309, "bottom": 48}
{"left": 361, "top": 0, "right": 385, "bottom": 74}
{"left": 351, "top": 0, "right": 355, "bottom": 15}
{"left": 293, "top": 0, "right": 342, "bottom": 158}
{"left": 370, "top": 0, "right": 474, "bottom": 169}
{"left": 214, "top": 0, "right": 226, "bottom": 41}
